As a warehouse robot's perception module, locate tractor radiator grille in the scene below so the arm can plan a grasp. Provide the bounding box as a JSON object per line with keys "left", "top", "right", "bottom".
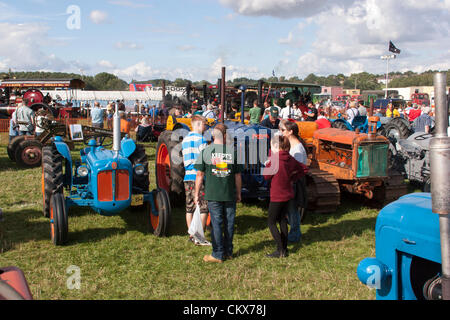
{"left": 236, "top": 138, "right": 270, "bottom": 175}
{"left": 357, "top": 144, "right": 388, "bottom": 178}
{"left": 98, "top": 171, "right": 113, "bottom": 201}
{"left": 98, "top": 170, "right": 130, "bottom": 202}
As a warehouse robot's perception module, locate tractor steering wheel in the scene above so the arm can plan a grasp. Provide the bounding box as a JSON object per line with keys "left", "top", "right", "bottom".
{"left": 82, "top": 135, "right": 113, "bottom": 148}
{"left": 414, "top": 133, "right": 433, "bottom": 141}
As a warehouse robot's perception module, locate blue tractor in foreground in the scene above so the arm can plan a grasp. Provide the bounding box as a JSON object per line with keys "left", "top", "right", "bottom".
{"left": 357, "top": 72, "right": 450, "bottom": 300}
{"left": 41, "top": 105, "right": 171, "bottom": 245}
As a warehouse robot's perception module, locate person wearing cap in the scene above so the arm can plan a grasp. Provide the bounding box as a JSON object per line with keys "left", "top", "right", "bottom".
{"left": 414, "top": 107, "right": 433, "bottom": 133}
{"left": 260, "top": 106, "right": 280, "bottom": 130}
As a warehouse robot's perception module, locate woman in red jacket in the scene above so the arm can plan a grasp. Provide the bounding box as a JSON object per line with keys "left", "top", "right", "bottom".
{"left": 263, "top": 135, "right": 309, "bottom": 258}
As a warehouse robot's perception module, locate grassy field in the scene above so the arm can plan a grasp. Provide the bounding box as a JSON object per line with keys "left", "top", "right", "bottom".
{"left": 0, "top": 133, "right": 384, "bottom": 300}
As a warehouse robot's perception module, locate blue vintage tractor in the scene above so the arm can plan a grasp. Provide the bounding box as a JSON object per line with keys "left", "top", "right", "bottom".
{"left": 41, "top": 106, "right": 171, "bottom": 245}
{"left": 357, "top": 73, "right": 450, "bottom": 300}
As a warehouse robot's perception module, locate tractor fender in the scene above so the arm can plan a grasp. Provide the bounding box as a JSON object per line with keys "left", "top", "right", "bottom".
{"left": 121, "top": 138, "right": 136, "bottom": 159}
{"left": 332, "top": 119, "right": 353, "bottom": 131}
{"left": 173, "top": 122, "right": 191, "bottom": 132}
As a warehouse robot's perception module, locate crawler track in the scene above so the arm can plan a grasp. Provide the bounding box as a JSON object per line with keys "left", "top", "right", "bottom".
{"left": 306, "top": 169, "right": 341, "bottom": 214}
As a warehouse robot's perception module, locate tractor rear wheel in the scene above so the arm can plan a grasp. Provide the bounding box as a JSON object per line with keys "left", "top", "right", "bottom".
{"left": 7, "top": 136, "right": 25, "bottom": 162}
{"left": 42, "top": 144, "right": 64, "bottom": 218}
{"left": 383, "top": 118, "right": 411, "bottom": 145}
{"left": 49, "top": 192, "right": 68, "bottom": 246}
{"left": 129, "top": 144, "right": 149, "bottom": 193}
{"left": 14, "top": 139, "right": 42, "bottom": 168}
{"left": 149, "top": 188, "right": 171, "bottom": 237}
{"left": 155, "top": 131, "right": 185, "bottom": 204}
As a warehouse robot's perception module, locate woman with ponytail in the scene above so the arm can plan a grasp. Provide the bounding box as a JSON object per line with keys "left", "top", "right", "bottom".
{"left": 280, "top": 120, "right": 308, "bottom": 243}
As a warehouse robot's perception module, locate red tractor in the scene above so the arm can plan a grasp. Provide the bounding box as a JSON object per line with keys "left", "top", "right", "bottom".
{"left": 411, "top": 91, "right": 430, "bottom": 106}
{"left": 0, "top": 78, "right": 85, "bottom": 119}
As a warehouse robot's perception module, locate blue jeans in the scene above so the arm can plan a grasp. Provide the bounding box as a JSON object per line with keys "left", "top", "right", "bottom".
{"left": 207, "top": 201, "right": 236, "bottom": 261}
{"left": 287, "top": 199, "right": 301, "bottom": 243}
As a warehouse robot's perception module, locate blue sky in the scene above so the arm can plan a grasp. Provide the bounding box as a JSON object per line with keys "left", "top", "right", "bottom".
{"left": 1, "top": 0, "right": 449, "bottom": 82}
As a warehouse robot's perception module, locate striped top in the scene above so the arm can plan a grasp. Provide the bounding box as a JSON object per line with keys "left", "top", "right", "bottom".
{"left": 182, "top": 132, "right": 208, "bottom": 182}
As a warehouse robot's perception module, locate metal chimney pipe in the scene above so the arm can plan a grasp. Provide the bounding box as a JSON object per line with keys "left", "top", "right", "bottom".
{"left": 430, "top": 72, "right": 450, "bottom": 300}
{"left": 221, "top": 67, "right": 226, "bottom": 123}
{"left": 113, "top": 102, "right": 121, "bottom": 152}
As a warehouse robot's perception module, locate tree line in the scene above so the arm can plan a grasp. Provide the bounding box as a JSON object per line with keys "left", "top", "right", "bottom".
{"left": 2, "top": 69, "right": 448, "bottom": 92}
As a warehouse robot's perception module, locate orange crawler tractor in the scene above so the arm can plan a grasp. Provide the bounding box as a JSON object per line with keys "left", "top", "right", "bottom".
{"left": 297, "top": 116, "right": 407, "bottom": 212}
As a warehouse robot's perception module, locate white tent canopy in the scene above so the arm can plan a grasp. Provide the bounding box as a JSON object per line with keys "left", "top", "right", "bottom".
{"left": 41, "top": 90, "right": 157, "bottom": 103}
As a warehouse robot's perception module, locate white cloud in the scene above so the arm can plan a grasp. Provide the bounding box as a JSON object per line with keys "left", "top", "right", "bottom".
{"left": 98, "top": 60, "right": 115, "bottom": 69}
{"left": 176, "top": 45, "right": 196, "bottom": 52}
{"left": 0, "top": 22, "right": 67, "bottom": 71}
{"left": 222, "top": 0, "right": 450, "bottom": 77}
{"left": 114, "top": 41, "right": 142, "bottom": 50}
{"left": 278, "top": 32, "right": 293, "bottom": 45}
{"left": 108, "top": 0, "right": 152, "bottom": 8}
{"left": 90, "top": 10, "right": 108, "bottom": 24}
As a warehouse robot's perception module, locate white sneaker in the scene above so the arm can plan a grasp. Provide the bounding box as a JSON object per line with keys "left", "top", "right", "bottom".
{"left": 198, "top": 240, "right": 211, "bottom": 246}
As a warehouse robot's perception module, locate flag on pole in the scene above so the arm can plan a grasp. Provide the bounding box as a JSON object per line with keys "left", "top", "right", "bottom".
{"left": 389, "top": 41, "right": 401, "bottom": 54}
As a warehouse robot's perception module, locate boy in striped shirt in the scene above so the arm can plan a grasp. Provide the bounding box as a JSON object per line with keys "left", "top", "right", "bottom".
{"left": 182, "top": 115, "right": 209, "bottom": 244}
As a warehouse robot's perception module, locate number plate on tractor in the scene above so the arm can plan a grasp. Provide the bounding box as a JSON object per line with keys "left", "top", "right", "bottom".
{"left": 131, "top": 194, "right": 144, "bottom": 206}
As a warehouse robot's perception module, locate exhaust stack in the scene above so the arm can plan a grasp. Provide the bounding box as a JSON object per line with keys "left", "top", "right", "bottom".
{"left": 113, "top": 102, "right": 121, "bottom": 152}
{"left": 430, "top": 72, "right": 450, "bottom": 300}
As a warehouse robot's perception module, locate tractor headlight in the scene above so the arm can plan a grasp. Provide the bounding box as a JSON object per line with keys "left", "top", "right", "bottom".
{"left": 77, "top": 166, "right": 89, "bottom": 177}
{"left": 134, "top": 165, "right": 145, "bottom": 175}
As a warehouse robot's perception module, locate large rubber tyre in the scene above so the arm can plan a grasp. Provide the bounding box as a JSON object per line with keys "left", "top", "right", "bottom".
{"left": 383, "top": 119, "right": 411, "bottom": 145}
{"left": 0, "top": 281, "right": 25, "bottom": 300}
{"left": 49, "top": 192, "right": 68, "bottom": 246}
{"left": 14, "top": 139, "right": 43, "bottom": 168}
{"left": 7, "top": 136, "right": 25, "bottom": 162}
{"left": 129, "top": 144, "right": 149, "bottom": 193}
{"left": 155, "top": 131, "right": 186, "bottom": 205}
{"left": 149, "top": 188, "right": 171, "bottom": 237}
{"left": 331, "top": 120, "right": 349, "bottom": 131}
{"left": 42, "top": 144, "right": 64, "bottom": 218}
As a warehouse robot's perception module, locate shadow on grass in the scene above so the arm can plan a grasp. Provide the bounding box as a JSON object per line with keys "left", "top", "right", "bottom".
{"left": 235, "top": 215, "right": 267, "bottom": 235}
{"left": 0, "top": 154, "right": 22, "bottom": 173}
{"left": 300, "top": 216, "right": 376, "bottom": 248}
{"left": 0, "top": 209, "right": 50, "bottom": 251}
{"left": 67, "top": 227, "right": 126, "bottom": 245}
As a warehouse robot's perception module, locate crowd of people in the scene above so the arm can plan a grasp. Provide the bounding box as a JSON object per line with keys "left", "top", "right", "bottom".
{"left": 179, "top": 96, "right": 442, "bottom": 263}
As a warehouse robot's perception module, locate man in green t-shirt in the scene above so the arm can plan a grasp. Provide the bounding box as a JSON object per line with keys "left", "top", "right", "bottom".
{"left": 249, "top": 100, "right": 262, "bottom": 125}
{"left": 194, "top": 124, "right": 243, "bottom": 263}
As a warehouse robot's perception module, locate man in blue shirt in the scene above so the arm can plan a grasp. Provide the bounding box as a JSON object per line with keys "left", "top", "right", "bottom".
{"left": 91, "top": 102, "right": 104, "bottom": 128}
{"left": 414, "top": 107, "right": 433, "bottom": 133}
{"left": 181, "top": 115, "right": 209, "bottom": 245}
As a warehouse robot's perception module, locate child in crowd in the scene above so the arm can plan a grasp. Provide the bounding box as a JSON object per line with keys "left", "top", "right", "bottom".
{"left": 263, "top": 134, "right": 308, "bottom": 258}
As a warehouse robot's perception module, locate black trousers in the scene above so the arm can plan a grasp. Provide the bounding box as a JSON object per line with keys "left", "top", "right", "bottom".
{"left": 268, "top": 201, "right": 289, "bottom": 253}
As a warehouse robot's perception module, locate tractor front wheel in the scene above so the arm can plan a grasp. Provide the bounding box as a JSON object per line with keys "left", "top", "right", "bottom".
{"left": 149, "top": 188, "right": 171, "bottom": 237}
{"left": 42, "top": 144, "right": 64, "bottom": 218}
{"left": 49, "top": 192, "right": 68, "bottom": 246}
